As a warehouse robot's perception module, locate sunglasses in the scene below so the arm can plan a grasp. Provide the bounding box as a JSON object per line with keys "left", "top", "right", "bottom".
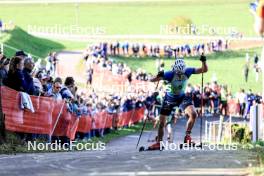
{"left": 54, "top": 86, "right": 62, "bottom": 89}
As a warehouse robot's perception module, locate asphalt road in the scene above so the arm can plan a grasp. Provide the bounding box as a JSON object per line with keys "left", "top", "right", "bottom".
{"left": 0, "top": 116, "right": 257, "bottom": 176}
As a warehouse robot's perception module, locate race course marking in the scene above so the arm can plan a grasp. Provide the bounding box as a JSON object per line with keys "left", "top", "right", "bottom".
{"left": 86, "top": 168, "right": 248, "bottom": 176}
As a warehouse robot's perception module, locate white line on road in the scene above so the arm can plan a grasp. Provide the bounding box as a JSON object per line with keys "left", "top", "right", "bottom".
{"left": 144, "top": 164, "right": 152, "bottom": 171}
{"left": 234, "top": 160, "right": 242, "bottom": 165}
{"left": 86, "top": 169, "right": 248, "bottom": 176}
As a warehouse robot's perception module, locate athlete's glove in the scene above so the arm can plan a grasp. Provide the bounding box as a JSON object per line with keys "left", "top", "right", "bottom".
{"left": 200, "top": 54, "right": 206, "bottom": 62}
{"left": 157, "top": 70, "right": 164, "bottom": 78}
{"left": 152, "top": 92, "right": 159, "bottom": 99}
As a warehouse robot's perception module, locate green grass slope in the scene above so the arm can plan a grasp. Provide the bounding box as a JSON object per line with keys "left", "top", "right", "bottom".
{"left": 0, "top": 27, "right": 65, "bottom": 58}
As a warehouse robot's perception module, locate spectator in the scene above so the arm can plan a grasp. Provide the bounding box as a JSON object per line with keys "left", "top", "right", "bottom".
{"left": 243, "top": 62, "right": 249, "bottom": 82}
{"left": 254, "top": 53, "right": 259, "bottom": 66}
{"left": 244, "top": 89, "right": 255, "bottom": 120}
{"left": 33, "top": 71, "right": 49, "bottom": 96}
{"left": 203, "top": 86, "right": 211, "bottom": 114}
{"left": 0, "top": 54, "right": 10, "bottom": 86}
{"left": 236, "top": 89, "right": 247, "bottom": 117}
{"left": 219, "top": 85, "right": 228, "bottom": 116}
{"left": 15, "top": 50, "right": 27, "bottom": 59}
{"left": 86, "top": 66, "right": 93, "bottom": 88}
{"left": 0, "top": 19, "right": 2, "bottom": 31}
{"left": 60, "top": 77, "right": 75, "bottom": 100}
{"left": 23, "top": 57, "right": 36, "bottom": 95}
{"left": 46, "top": 52, "right": 54, "bottom": 75}
{"left": 127, "top": 70, "right": 132, "bottom": 84}
{"left": 253, "top": 54, "right": 260, "bottom": 82}
{"left": 192, "top": 85, "right": 201, "bottom": 112}
{"left": 45, "top": 75, "right": 53, "bottom": 93}
{"left": 255, "top": 93, "right": 262, "bottom": 104}
{"left": 5, "top": 56, "right": 27, "bottom": 92}
{"left": 52, "top": 52, "right": 58, "bottom": 75}
{"left": 186, "top": 83, "right": 193, "bottom": 96}
{"left": 210, "top": 88, "right": 219, "bottom": 114}
{"left": 46, "top": 77, "right": 62, "bottom": 100}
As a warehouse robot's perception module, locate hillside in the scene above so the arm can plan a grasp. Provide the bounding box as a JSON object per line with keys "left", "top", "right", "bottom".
{"left": 0, "top": 27, "right": 65, "bottom": 58}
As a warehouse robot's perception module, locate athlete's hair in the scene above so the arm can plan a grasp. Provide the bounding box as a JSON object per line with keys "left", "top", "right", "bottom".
{"left": 172, "top": 58, "right": 186, "bottom": 73}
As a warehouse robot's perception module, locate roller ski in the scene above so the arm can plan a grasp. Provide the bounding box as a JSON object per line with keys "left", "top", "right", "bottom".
{"left": 179, "top": 134, "right": 202, "bottom": 149}
{"left": 139, "top": 142, "right": 164, "bottom": 152}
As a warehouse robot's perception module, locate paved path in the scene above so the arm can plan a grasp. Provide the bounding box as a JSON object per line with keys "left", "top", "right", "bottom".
{"left": 0, "top": 117, "right": 257, "bottom": 176}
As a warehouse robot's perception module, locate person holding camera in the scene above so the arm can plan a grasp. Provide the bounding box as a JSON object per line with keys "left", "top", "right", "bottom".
{"left": 148, "top": 55, "right": 208, "bottom": 150}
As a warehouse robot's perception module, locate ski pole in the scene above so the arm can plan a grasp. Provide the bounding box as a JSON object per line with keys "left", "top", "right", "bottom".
{"left": 136, "top": 81, "right": 159, "bottom": 149}
{"left": 199, "top": 55, "right": 205, "bottom": 148}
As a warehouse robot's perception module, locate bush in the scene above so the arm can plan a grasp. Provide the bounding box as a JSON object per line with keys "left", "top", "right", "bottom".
{"left": 168, "top": 16, "right": 193, "bottom": 35}
{"left": 231, "top": 124, "right": 251, "bottom": 144}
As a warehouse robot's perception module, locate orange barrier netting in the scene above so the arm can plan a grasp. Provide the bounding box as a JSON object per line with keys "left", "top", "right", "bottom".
{"left": 92, "top": 65, "right": 154, "bottom": 93}
{"left": 1, "top": 86, "right": 146, "bottom": 140}
{"left": 76, "top": 107, "right": 145, "bottom": 132}
{"left": 4, "top": 85, "right": 262, "bottom": 140}
{"left": 77, "top": 115, "right": 92, "bottom": 133}
{"left": 1, "top": 86, "right": 79, "bottom": 140}
{"left": 2, "top": 87, "right": 56, "bottom": 135}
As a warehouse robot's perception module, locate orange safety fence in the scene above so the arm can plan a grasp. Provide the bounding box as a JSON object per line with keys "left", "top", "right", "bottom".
{"left": 1, "top": 86, "right": 146, "bottom": 139}
{"left": 117, "top": 110, "right": 131, "bottom": 127}
{"left": 131, "top": 107, "right": 145, "bottom": 123}
{"left": 77, "top": 115, "right": 92, "bottom": 133}
{"left": 76, "top": 107, "right": 145, "bottom": 132}
{"left": 2, "top": 86, "right": 55, "bottom": 135}
{"left": 104, "top": 113, "right": 114, "bottom": 128}
{"left": 93, "top": 111, "right": 108, "bottom": 129}
{"left": 92, "top": 65, "right": 154, "bottom": 93}
{"left": 52, "top": 105, "right": 79, "bottom": 140}
{"left": 1, "top": 86, "right": 78, "bottom": 140}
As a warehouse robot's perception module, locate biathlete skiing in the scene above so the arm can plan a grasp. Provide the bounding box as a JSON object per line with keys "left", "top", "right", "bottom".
{"left": 148, "top": 54, "right": 208, "bottom": 150}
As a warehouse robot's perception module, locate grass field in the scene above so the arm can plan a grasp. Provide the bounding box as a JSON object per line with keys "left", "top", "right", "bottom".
{"left": 0, "top": 0, "right": 256, "bottom": 36}
{"left": 0, "top": 27, "right": 88, "bottom": 58}
{"left": 111, "top": 48, "right": 263, "bottom": 93}
{"left": 0, "top": 0, "right": 262, "bottom": 94}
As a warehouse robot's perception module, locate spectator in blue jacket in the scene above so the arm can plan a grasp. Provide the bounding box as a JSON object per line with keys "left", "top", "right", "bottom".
{"left": 60, "top": 76, "right": 75, "bottom": 100}
{"left": 23, "top": 57, "right": 36, "bottom": 95}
